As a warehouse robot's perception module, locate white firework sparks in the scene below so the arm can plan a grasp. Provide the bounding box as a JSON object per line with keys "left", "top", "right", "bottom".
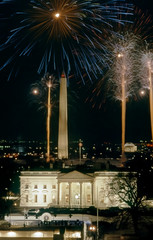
{"left": 108, "top": 33, "right": 140, "bottom": 159}
{"left": 140, "top": 45, "right": 153, "bottom": 141}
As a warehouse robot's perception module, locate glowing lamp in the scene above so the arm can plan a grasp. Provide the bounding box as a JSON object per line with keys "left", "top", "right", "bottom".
{"left": 7, "top": 232, "right": 16, "bottom": 237}
{"left": 89, "top": 225, "right": 96, "bottom": 231}
{"left": 72, "top": 232, "right": 81, "bottom": 238}
{"left": 75, "top": 194, "right": 79, "bottom": 199}
{"left": 32, "top": 232, "right": 43, "bottom": 237}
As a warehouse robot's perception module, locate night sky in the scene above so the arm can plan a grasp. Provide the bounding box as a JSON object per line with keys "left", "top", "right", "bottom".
{"left": 0, "top": 0, "right": 153, "bottom": 146}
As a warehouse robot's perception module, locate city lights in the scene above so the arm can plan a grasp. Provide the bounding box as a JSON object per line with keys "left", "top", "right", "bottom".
{"left": 32, "top": 232, "right": 43, "bottom": 238}
{"left": 89, "top": 225, "right": 96, "bottom": 231}
{"left": 7, "top": 232, "right": 16, "bottom": 237}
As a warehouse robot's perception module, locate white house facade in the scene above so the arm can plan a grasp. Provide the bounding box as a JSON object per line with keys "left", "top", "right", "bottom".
{"left": 20, "top": 170, "right": 131, "bottom": 209}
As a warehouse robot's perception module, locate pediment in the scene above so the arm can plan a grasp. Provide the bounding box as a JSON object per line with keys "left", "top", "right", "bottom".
{"left": 59, "top": 170, "right": 93, "bottom": 181}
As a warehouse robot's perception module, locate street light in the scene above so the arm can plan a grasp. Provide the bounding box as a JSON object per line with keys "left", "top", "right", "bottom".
{"left": 78, "top": 139, "right": 83, "bottom": 163}
{"left": 88, "top": 225, "right": 96, "bottom": 240}
{"left": 89, "top": 225, "right": 96, "bottom": 231}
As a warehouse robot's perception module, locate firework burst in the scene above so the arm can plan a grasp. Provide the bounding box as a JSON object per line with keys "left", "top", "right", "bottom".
{"left": 132, "top": 7, "right": 153, "bottom": 41}
{"left": 139, "top": 44, "right": 153, "bottom": 142}
{"left": 31, "top": 73, "right": 58, "bottom": 162}
{"left": 84, "top": 6, "right": 153, "bottom": 109}
{"left": 108, "top": 33, "right": 140, "bottom": 159}
{"left": 31, "top": 73, "right": 58, "bottom": 110}
{"left": 1, "top": 0, "right": 133, "bottom": 80}
{"left": 109, "top": 34, "right": 140, "bottom": 101}
{"left": 140, "top": 45, "right": 153, "bottom": 90}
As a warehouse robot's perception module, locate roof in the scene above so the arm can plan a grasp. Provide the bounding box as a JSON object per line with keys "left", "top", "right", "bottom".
{"left": 58, "top": 170, "right": 93, "bottom": 182}
{"left": 124, "top": 142, "right": 136, "bottom": 147}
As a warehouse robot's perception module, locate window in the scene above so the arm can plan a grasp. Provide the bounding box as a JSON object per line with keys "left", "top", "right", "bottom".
{"left": 43, "top": 185, "right": 47, "bottom": 189}
{"left": 25, "top": 184, "right": 29, "bottom": 189}
{"left": 52, "top": 195, "right": 56, "bottom": 203}
{"left": 26, "top": 195, "right": 28, "bottom": 203}
{"left": 43, "top": 195, "right": 47, "bottom": 203}
{"left": 52, "top": 185, "right": 56, "bottom": 189}
{"left": 65, "top": 194, "right": 69, "bottom": 202}
{"left": 34, "top": 185, "right": 38, "bottom": 189}
{"left": 34, "top": 195, "right": 38, "bottom": 203}
{"left": 87, "top": 194, "right": 91, "bottom": 202}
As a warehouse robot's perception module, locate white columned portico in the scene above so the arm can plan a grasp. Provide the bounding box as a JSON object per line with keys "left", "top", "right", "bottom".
{"left": 57, "top": 170, "right": 93, "bottom": 208}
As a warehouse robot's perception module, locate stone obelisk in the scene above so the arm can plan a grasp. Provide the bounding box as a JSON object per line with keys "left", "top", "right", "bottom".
{"left": 58, "top": 73, "right": 68, "bottom": 159}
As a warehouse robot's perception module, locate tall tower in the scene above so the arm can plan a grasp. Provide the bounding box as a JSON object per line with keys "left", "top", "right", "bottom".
{"left": 58, "top": 73, "right": 68, "bottom": 159}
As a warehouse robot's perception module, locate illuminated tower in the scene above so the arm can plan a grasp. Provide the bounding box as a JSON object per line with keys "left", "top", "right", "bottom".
{"left": 58, "top": 73, "right": 68, "bottom": 159}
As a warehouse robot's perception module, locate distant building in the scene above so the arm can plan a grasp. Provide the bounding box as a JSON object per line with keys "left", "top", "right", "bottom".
{"left": 124, "top": 142, "right": 137, "bottom": 152}
{"left": 20, "top": 170, "right": 132, "bottom": 209}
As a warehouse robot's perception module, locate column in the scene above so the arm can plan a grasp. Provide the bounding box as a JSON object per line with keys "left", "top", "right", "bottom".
{"left": 92, "top": 182, "right": 94, "bottom": 206}
{"left": 80, "top": 182, "right": 82, "bottom": 207}
{"left": 57, "top": 182, "right": 60, "bottom": 205}
{"left": 69, "top": 182, "right": 72, "bottom": 207}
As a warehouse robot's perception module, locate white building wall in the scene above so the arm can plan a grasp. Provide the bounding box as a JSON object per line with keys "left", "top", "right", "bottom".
{"left": 20, "top": 171, "right": 133, "bottom": 209}
{"left": 93, "top": 172, "right": 130, "bottom": 209}
{"left": 20, "top": 171, "right": 59, "bottom": 208}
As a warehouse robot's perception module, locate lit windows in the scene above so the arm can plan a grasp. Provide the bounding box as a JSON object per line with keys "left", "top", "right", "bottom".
{"left": 26, "top": 195, "right": 28, "bottom": 202}
{"left": 43, "top": 185, "right": 47, "bottom": 189}
{"left": 34, "top": 185, "right": 38, "bottom": 189}
{"left": 43, "top": 195, "right": 47, "bottom": 203}
{"left": 34, "top": 195, "right": 38, "bottom": 203}
{"left": 65, "top": 194, "right": 69, "bottom": 202}
{"left": 52, "top": 185, "right": 56, "bottom": 189}
{"left": 87, "top": 194, "right": 91, "bottom": 202}
{"left": 52, "top": 195, "right": 56, "bottom": 203}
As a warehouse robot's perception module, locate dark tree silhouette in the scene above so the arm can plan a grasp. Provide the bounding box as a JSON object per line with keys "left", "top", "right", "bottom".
{"left": 109, "top": 172, "right": 146, "bottom": 233}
